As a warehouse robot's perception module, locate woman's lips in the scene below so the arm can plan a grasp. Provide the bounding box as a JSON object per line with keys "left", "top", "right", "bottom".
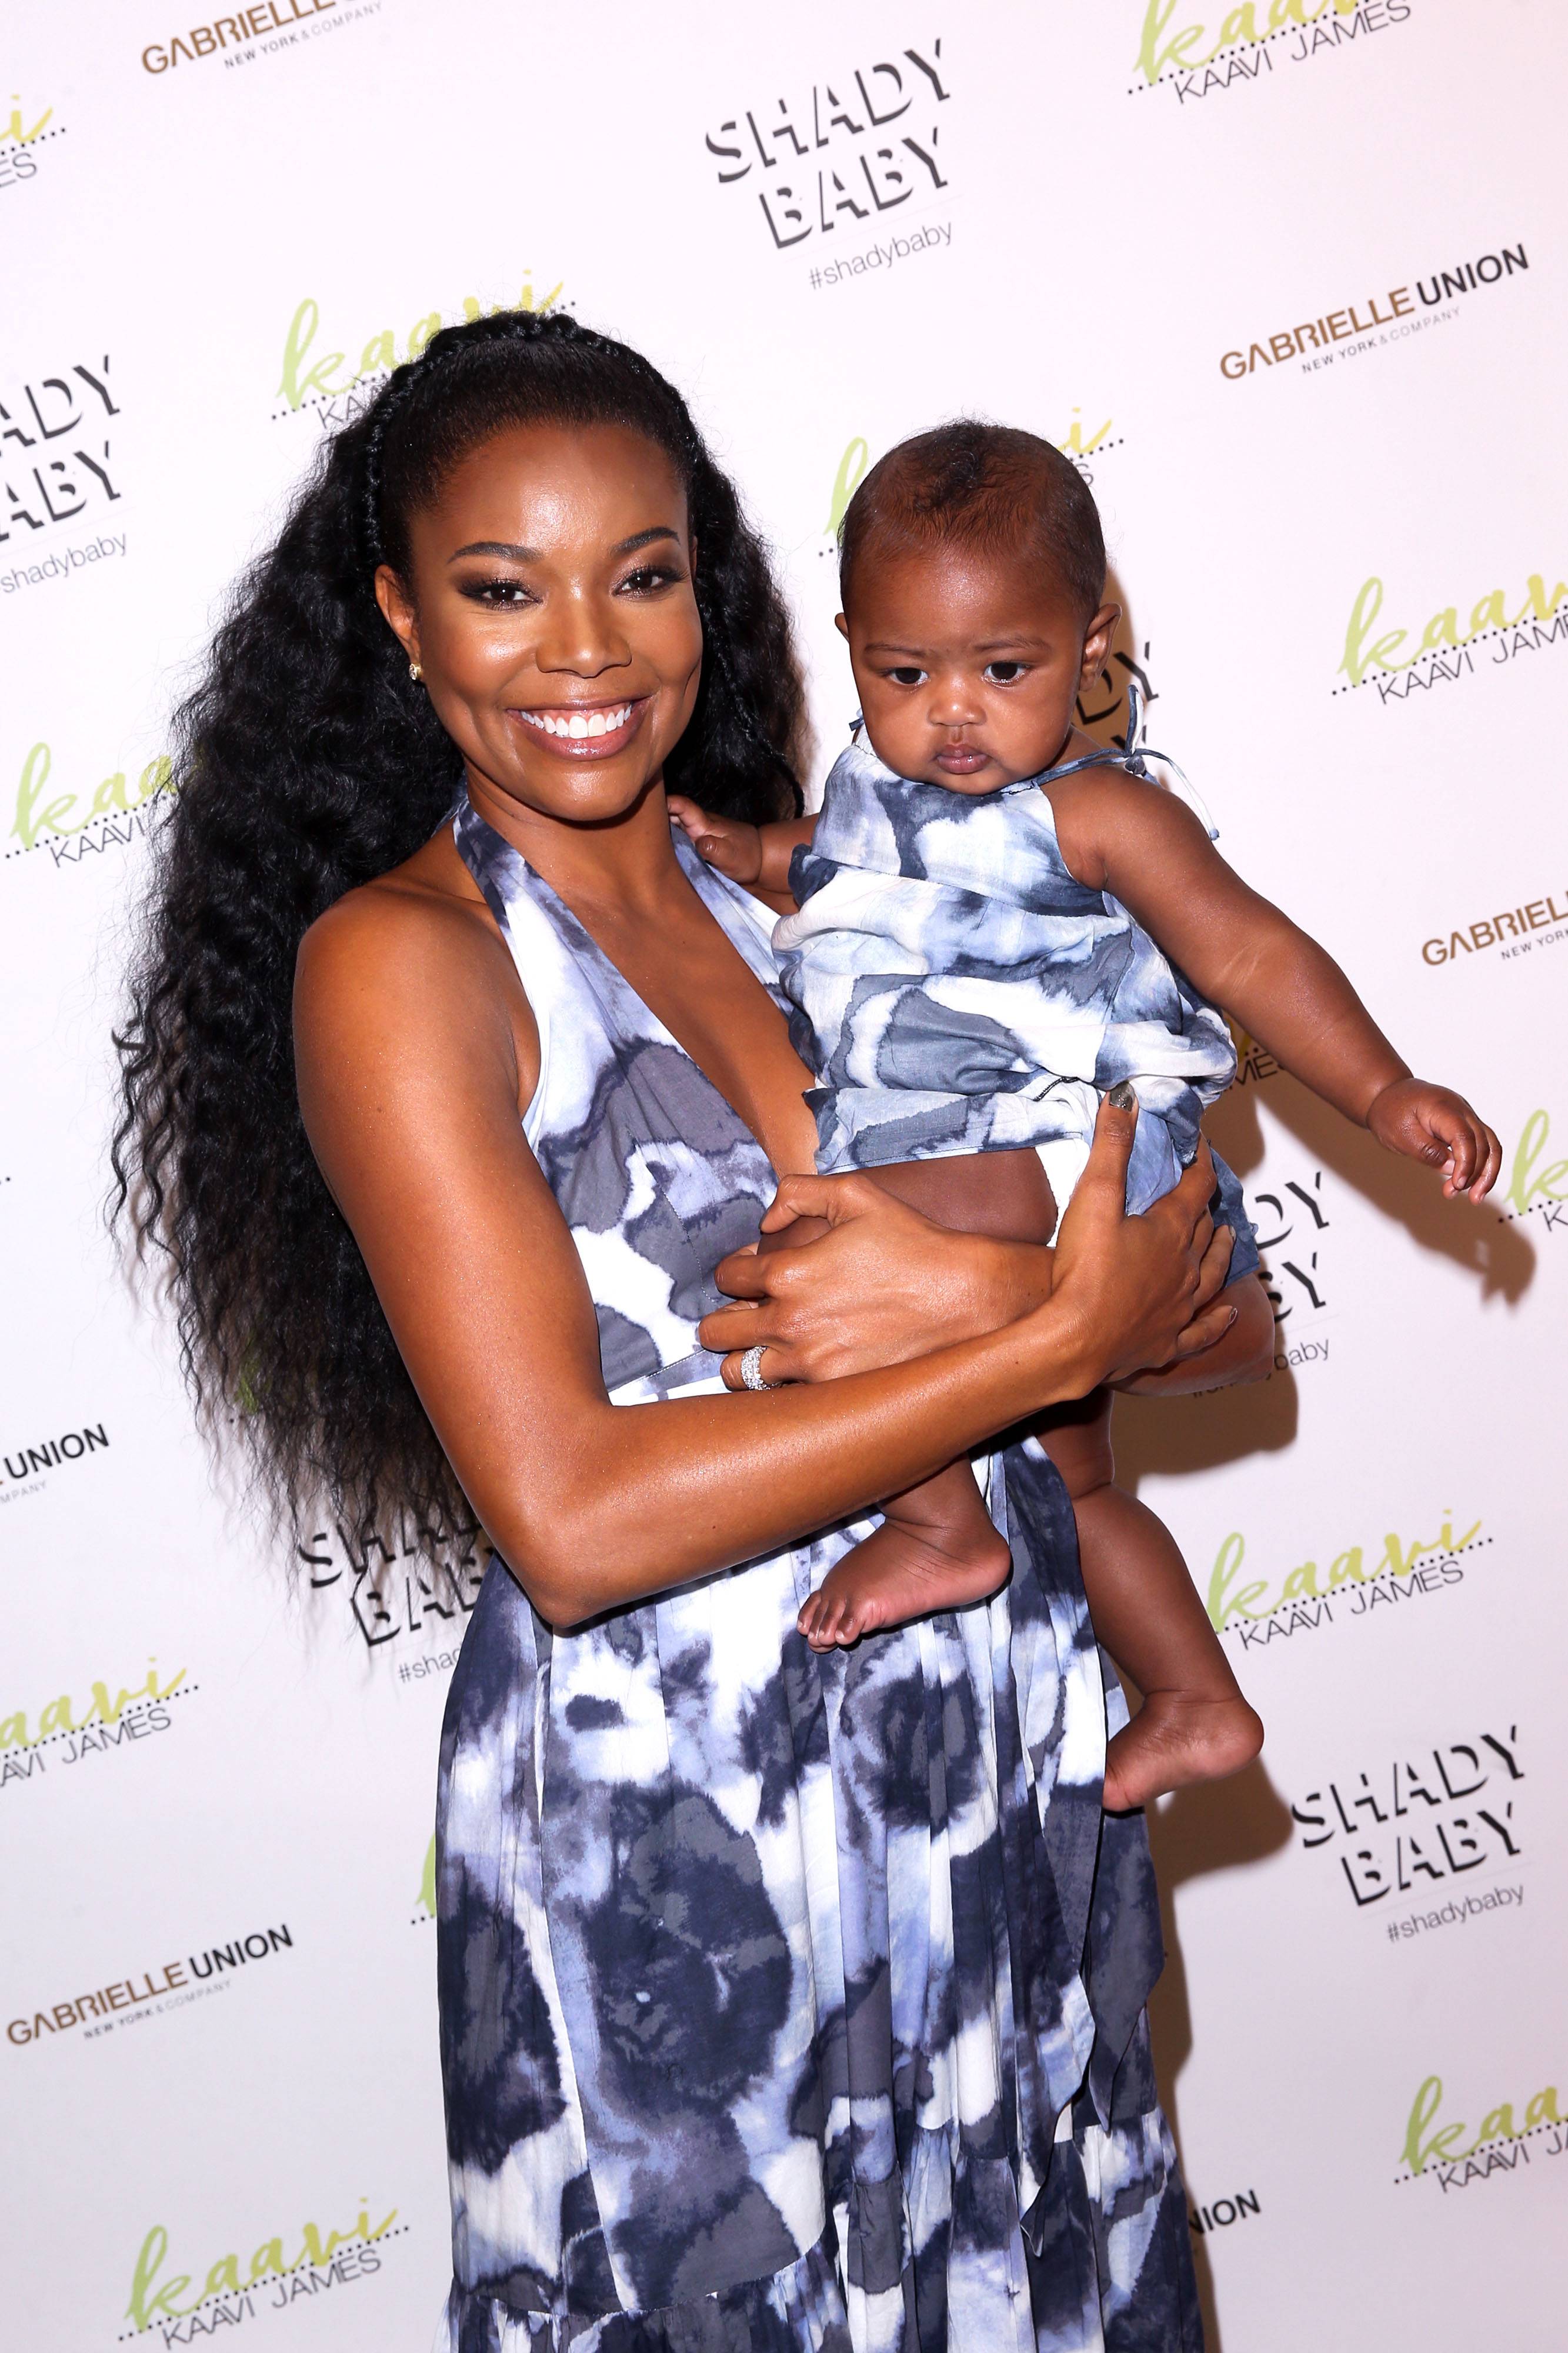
{"left": 511, "top": 697, "right": 648, "bottom": 759}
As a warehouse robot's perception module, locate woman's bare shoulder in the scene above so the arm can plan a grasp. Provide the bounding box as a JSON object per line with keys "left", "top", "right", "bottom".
{"left": 294, "top": 829, "right": 534, "bottom": 1093}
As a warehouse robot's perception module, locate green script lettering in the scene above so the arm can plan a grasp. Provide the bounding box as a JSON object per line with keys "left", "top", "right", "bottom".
{"left": 826, "top": 438, "right": 869, "bottom": 535}
{"left": 126, "top": 2227, "right": 197, "bottom": 2326}
{"left": 1506, "top": 1109, "right": 1568, "bottom": 1214}
{"left": 1206, "top": 1531, "right": 1269, "bottom": 1628}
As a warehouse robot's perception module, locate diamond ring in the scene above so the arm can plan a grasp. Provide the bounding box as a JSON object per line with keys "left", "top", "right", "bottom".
{"left": 739, "top": 1345, "right": 778, "bottom": 1391}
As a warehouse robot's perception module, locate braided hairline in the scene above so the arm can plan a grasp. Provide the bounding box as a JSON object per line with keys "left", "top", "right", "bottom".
{"left": 361, "top": 309, "right": 586, "bottom": 571}
{"left": 360, "top": 309, "right": 799, "bottom": 793}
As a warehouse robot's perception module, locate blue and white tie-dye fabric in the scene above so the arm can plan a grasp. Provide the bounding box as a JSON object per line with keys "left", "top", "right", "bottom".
{"left": 774, "top": 698, "right": 1253, "bottom": 1272}
{"left": 432, "top": 789, "right": 1203, "bottom": 2352}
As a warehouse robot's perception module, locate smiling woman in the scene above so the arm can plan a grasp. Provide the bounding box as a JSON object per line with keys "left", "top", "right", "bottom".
{"left": 112, "top": 310, "right": 1232, "bottom": 2351}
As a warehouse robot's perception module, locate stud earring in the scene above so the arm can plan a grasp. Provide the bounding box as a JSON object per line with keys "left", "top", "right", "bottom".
{"left": 409, "top": 661, "right": 423, "bottom": 682}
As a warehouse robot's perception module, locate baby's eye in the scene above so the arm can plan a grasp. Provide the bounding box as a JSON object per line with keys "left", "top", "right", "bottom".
{"left": 983, "top": 661, "right": 1027, "bottom": 684}
{"left": 887, "top": 665, "right": 927, "bottom": 687}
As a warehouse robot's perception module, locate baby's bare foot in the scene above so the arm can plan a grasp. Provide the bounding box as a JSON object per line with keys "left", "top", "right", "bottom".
{"left": 1102, "top": 1691, "right": 1263, "bottom": 1813}
{"left": 798, "top": 1519, "right": 1011, "bottom": 1651}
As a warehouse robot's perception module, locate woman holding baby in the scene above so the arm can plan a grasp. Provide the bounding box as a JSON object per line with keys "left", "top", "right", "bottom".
{"left": 117, "top": 312, "right": 1492, "bottom": 2349}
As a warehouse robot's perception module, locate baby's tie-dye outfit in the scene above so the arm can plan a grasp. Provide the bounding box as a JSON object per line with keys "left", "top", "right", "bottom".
{"left": 774, "top": 688, "right": 1257, "bottom": 1271}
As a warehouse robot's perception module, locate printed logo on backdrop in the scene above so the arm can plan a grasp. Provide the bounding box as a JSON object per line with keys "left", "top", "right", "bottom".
{"left": 1291, "top": 1722, "right": 1522, "bottom": 1917}
{"left": 6, "top": 739, "right": 172, "bottom": 870}
{"left": 412, "top": 1832, "right": 436, "bottom": 1926}
{"left": 1499, "top": 1109, "right": 1568, "bottom": 1237}
{"left": 299, "top": 1511, "right": 489, "bottom": 1667}
{"left": 704, "top": 39, "right": 952, "bottom": 292}
{"left": 1210, "top": 1036, "right": 1334, "bottom": 1366}
{"left": 1, "top": 1661, "right": 195, "bottom": 1790}
{"left": 1399, "top": 2069, "right": 1566, "bottom": 2197}
{"left": 1, "top": 352, "right": 125, "bottom": 598}
{"left": 119, "top": 2199, "right": 408, "bottom": 2342}
{"left": 141, "top": 1, "right": 385, "bottom": 79}
{"left": 1335, "top": 556, "right": 1565, "bottom": 708}
{"left": 1422, "top": 892, "right": 1568, "bottom": 974}
{"left": 8, "top": 1923, "right": 293, "bottom": 2050}
{"left": 0, "top": 93, "right": 65, "bottom": 195}
{"left": 1243, "top": 1166, "right": 1330, "bottom": 1369}
{"left": 1130, "top": 0, "right": 1413, "bottom": 105}
{"left": 1206, "top": 1505, "right": 1489, "bottom": 1648}
{"left": 1219, "top": 239, "right": 1530, "bottom": 384}
{"left": 1, "top": 1417, "right": 112, "bottom": 1504}
{"left": 1187, "top": 2187, "right": 1261, "bottom": 2240}
{"left": 274, "top": 269, "right": 564, "bottom": 429}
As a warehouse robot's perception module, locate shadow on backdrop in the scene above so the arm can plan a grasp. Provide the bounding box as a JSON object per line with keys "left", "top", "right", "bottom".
{"left": 1143, "top": 1764, "right": 1295, "bottom": 2351}
{"left": 1077, "top": 636, "right": 1537, "bottom": 2344}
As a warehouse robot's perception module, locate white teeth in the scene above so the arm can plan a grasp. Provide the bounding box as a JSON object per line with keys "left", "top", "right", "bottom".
{"left": 519, "top": 703, "right": 632, "bottom": 739}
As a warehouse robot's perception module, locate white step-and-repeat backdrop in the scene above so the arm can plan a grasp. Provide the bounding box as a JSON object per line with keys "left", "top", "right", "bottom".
{"left": 5, "top": 4, "right": 1564, "bottom": 2347}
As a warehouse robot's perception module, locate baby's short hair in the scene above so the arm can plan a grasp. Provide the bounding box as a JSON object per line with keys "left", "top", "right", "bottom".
{"left": 839, "top": 420, "right": 1106, "bottom": 626}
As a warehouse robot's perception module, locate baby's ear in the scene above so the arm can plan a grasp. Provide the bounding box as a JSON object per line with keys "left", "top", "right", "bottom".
{"left": 835, "top": 613, "right": 849, "bottom": 639}
{"left": 1078, "top": 602, "right": 1121, "bottom": 684}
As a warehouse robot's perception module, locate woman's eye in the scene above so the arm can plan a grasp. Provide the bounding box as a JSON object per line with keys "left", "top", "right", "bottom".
{"left": 462, "top": 578, "right": 535, "bottom": 608}
{"left": 983, "top": 661, "right": 1026, "bottom": 684}
{"left": 888, "top": 666, "right": 927, "bottom": 687}
{"left": 618, "top": 564, "right": 682, "bottom": 595}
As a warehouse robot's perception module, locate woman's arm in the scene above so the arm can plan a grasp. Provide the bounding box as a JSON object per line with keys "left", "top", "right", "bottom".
{"left": 295, "top": 899, "right": 1229, "bottom": 1630}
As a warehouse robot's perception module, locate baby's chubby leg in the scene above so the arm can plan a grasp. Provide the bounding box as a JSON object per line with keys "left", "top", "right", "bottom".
{"left": 777, "top": 1150, "right": 1056, "bottom": 1651}
{"left": 1037, "top": 1393, "right": 1263, "bottom": 1810}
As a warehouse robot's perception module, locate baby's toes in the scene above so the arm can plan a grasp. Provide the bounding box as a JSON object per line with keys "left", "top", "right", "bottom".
{"left": 826, "top": 1595, "right": 868, "bottom": 1647}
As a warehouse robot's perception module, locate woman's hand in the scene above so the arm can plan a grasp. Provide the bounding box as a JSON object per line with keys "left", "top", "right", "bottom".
{"left": 701, "top": 1095, "right": 1236, "bottom": 1394}
{"left": 1112, "top": 1268, "right": 1275, "bottom": 1395}
{"left": 700, "top": 1177, "right": 1053, "bottom": 1390}
{"left": 1044, "top": 1094, "right": 1237, "bottom": 1387}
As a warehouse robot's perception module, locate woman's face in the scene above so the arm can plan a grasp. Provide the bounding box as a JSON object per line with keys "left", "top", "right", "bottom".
{"left": 376, "top": 421, "right": 703, "bottom": 828}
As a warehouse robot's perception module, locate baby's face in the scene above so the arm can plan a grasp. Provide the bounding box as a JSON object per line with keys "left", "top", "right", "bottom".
{"left": 838, "top": 545, "right": 1117, "bottom": 791}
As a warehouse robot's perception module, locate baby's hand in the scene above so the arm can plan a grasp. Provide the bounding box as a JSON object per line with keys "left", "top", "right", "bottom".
{"left": 668, "top": 796, "right": 763, "bottom": 886}
{"left": 1366, "top": 1077, "right": 1501, "bottom": 1202}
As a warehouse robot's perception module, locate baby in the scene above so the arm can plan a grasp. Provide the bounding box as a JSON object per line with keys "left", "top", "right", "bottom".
{"left": 671, "top": 423, "right": 1499, "bottom": 1811}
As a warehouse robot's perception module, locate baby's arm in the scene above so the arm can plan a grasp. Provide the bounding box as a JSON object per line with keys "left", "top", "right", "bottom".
{"left": 667, "top": 796, "right": 817, "bottom": 918}
{"left": 1050, "top": 770, "right": 1501, "bottom": 1201}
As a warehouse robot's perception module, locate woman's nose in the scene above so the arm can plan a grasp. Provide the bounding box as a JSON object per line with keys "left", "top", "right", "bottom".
{"left": 535, "top": 589, "right": 633, "bottom": 678}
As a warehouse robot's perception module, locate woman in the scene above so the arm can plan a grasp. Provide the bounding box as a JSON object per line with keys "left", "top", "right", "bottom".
{"left": 115, "top": 312, "right": 1272, "bottom": 2351}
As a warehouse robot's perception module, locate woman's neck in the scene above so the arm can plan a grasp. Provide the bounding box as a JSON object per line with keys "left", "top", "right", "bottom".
{"left": 463, "top": 762, "right": 684, "bottom": 921}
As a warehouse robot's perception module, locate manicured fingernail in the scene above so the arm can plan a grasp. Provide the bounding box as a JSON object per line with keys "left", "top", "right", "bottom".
{"left": 1106, "top": 1081, "right": 1137, "bottom": 1112}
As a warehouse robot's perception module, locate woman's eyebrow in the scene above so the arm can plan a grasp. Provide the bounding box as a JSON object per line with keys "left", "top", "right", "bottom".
{"left": 449, "top": 539, "right": 541, "bottom": 563}
{"left": 446, "top": 526, "right": 681, "bottom": 564}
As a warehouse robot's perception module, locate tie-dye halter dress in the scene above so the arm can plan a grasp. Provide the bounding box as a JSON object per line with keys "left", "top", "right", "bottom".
{"left": 433, "top": 790, "right": 1203, "bottom": 2353}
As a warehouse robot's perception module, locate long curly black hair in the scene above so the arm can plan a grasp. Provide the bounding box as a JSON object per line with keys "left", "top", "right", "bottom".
{"left": 112, "top": 308, "right": 808, "bottom": 1558}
